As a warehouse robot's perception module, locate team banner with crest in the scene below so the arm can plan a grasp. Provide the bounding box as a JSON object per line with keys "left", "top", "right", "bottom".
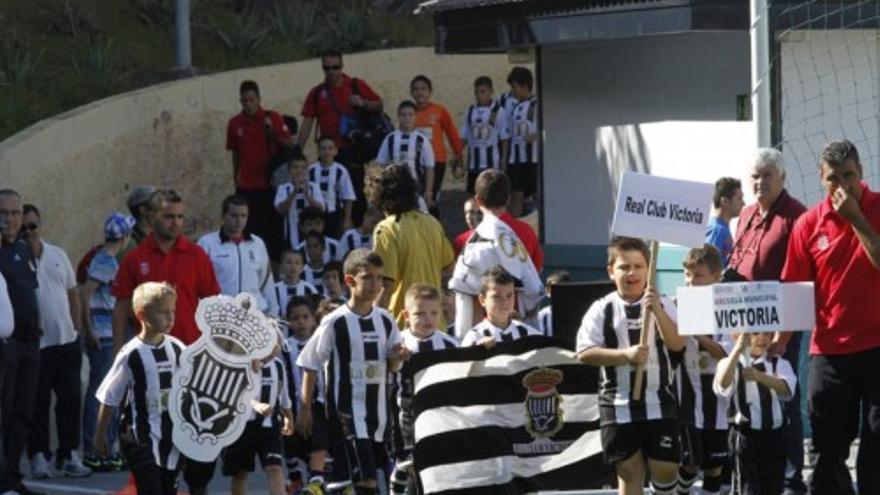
{"left": 405, "top": 337, "right": 607, "bottom": 494}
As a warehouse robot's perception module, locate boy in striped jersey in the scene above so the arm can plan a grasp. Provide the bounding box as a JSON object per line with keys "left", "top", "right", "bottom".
{"left": 459, "top": 76, "right": 510, "bottom": 194}
{"left": 461, "top": 266, "right": 541, "bottom": 347}
{"left": 339, "top": 206, "right": 380, "bottom": 259}
{"left": 221, "top": 340, "right": 294, "bottom": 495}
{"left": 376, "top": 101, "right": 436, "bottom": 210}
{"left": 576, "top": 237, "right": 685, "bottom": 495}
{"left": 271, "top": 250, "right": 319, "bottom": 318}
{"left": 537, "top": 270, "right": 571, "bottom": 337}
{"left": 296, "top": 249, "right": 408, "bottom": 495}
{"left": 284, "top": 297, "right": 330, "bottom": 495}
{"left": 504, "top": 67, "right": 539, "bottom": 217}
{"left": 309, "top": 136, "right": 356, "bottom": 238}
{"left": 391, "top": 284, "right": 459, "bottom": 494}
{"left": 275, "top": 156, "right": 326, "bottom": 250}
{"left": 301, "top": 232, "right": 331, "bottom": 294}
{"left": 320, "top": 261, "right": 348, "bottom": 304}
{"left": 94, "top": 282, "right": 184, "bottom": 495}
{"left": 297, "top": 207, "right": 343, "bottom": 264}
{"left": 714, "top": 332, "right": 796, "bottom": 495}
{"left": 676, "top": 246, "right": 730, "bottom": 495}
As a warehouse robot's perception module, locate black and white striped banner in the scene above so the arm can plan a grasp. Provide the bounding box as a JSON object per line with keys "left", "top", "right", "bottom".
{"left": 405, "top": 336, "right": 609, "bottom": 494}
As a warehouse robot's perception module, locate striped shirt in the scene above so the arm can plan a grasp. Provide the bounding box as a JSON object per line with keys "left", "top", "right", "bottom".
{"left": 301, "top": 265, "right": 325, "bottom": 294}
{"left": 677, "top": 336, "right": 729, "bottom": 430}
{"left": 250, "top": 356, "right": 293, "bottom": 428}
{"left": 338, "top": 228, "right": 373, "bottom": 258}
{"left": 714, "top": 353, "right": 796, "bottom": 431}
{"left": 271, "top": 280, "right": 319, "bottom": 318}
{"left": 460, "top": 103, "right": 509, "bottom": 171}
{"left": 308, "top": 162, "right": 356, "bottom": 214}
{"left": 461, "top": 319, "right": 540, "bottom": 347}
{"left": 576, "top": 291, "right": 679, "bottom": 426}
{"left": 376, "top": 130, "right": 435, "bottom": 184}
{"left": 507, "top": 96, "right": 539, "bottom": 165}
{"left": 95, "top": 335, "right": 184, "bottom": 470}
{"left": 286, "top": 336, "right": 326, "bottom": 413}
{"left": 274, "top": 182, "right": 326, "bottom": 248}
{"left": 537, "top": 305, "right": 553, "bottom": 337}
{"left": 400, "top": 328, "right": 459, "bottom": 354}
{"left": 297, "top": 238, "right": 342, "bottom": 265}
{"left": 297, "top": 304, "right": 401, "bottom": 442}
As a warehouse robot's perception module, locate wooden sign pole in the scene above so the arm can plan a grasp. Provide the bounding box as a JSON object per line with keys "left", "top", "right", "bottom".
{"left": 632, "top": 240, "right": 659, "bottom": 401}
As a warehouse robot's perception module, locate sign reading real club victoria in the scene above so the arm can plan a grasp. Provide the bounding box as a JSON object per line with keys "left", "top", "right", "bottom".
{"left": 677, "top": 282, "right": 816, "bottom": 336}
{"left": 611, "top": 171, "right": 713, "bottom": 247}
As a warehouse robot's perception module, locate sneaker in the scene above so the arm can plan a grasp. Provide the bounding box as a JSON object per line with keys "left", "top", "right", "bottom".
{"left": 29, "top": 453, "right": 52, "bottom": 479}
{"left": 82, "top": 455, "right": 113, "bottom": 473}
{"left": 59, "top": 452, "right": 92, "bottom": 478}
{"left": 106, "top": 456, "right": 125, "bottom": 471}
{"left": 302, "top": 481, "right": 324, "bottom": 495}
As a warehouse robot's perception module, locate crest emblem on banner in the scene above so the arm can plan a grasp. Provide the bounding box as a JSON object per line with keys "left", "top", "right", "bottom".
{"left": 522, "top": 367, "right": 564, "bottom": 439}
{"left": 169, "top": 293, "right": 277, "bottom": 462}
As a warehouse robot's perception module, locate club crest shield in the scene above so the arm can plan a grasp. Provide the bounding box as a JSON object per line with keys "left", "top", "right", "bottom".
{"left": 522, "top": 367, "right": 564, "bottom": 439}
{"left": 169, "top": 293, "right": 277, "bottom": 462}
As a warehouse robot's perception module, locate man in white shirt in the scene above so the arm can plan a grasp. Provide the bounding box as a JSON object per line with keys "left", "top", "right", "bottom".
{"left": 21, "top": 204, "right": 92, "bottom": 479}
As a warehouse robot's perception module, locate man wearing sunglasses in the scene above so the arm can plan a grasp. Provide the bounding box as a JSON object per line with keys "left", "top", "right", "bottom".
{"left": 298, "top": 49, "right": 384, "bottom": 226}
{"left": 0, "top": 189, "right": 44, "bottom": 495}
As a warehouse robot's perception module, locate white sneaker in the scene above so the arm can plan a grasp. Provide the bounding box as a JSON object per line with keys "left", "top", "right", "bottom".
{"left": 59, "top": 452, "right": 92, "bottom": 478}
{"left": 30, "top": 452, "right": 52, "bottom": 479}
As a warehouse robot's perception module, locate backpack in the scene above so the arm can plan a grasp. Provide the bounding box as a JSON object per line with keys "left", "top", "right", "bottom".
{"left": 314, "top": 78, "right": 393, "bottom": 164}
{"left": 76, "top": 244, "right": 103, "bottom": 285}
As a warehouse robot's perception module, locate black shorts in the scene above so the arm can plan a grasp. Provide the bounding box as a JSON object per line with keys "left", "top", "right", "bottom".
{"left": 328, "top": 414, "right": 387, "bottom": 483}
{"left": 222, "top": 421, "right": 285, "bottom": 476}
{"left": 285, "top": 405, "right": 330, "bottom": 460}
{"left": 601, "top": 419, "right": 681, "bottom": 465}
{"left": 680, "top": 424, "right": 729, "bottom": 469}
{"left": 507, "top": 162, "right": 537, "bottom": 196}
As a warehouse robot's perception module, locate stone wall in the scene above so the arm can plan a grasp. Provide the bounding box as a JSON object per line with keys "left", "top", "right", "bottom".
{"left": 0, "top": 47, "right": 515, "bottom": 258}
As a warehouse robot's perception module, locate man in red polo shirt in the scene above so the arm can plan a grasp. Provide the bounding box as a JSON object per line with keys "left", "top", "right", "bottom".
{"left": 298, "top": 49, "right": 383, "bottom": 225}
{"left": 111, "top": 190, "right": 220, "bottom": 352}
{"left": 781, "top": 140, "right": 880, "bottom": 495}
{"left": 227, "top": 80, "right": 294, "bottom": 261}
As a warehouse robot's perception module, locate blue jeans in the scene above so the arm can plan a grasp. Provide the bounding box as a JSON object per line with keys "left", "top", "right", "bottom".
{"left": 82, "top": 338, "right": 117, "bottom": 457}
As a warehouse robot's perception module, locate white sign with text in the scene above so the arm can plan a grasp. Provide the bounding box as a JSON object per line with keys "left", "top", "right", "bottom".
{"left": 677, "top": 282, "right": 816, "bottom": 336}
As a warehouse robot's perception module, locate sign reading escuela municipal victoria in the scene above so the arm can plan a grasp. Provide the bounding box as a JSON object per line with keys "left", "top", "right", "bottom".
{"left": 677, "top": 282, "right": 816, "bottom": 336}
{"left": 611, "top": 171, "right": 713, "bottom": 247}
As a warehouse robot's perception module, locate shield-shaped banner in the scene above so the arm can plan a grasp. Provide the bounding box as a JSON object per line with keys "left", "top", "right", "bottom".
{"left": 169, "top": 293, "right": 278, "bottom": 462}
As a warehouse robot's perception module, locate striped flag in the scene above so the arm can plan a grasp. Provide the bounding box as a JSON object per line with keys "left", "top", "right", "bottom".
{"left": 405, "top": 336, "right": 610, "bottom": 494}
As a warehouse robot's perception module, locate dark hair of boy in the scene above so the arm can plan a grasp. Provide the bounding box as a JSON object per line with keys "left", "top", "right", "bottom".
{"left": 285, "top": 148, "right": 308, "bottom": 167}
{"left": 375, "top": 164, "right": 419, "bottom": 218}
{"left": 405, "top": 283, "right": 440, "bottom": 303}
{"left": 474, "top": 76, "right": 493, "bottom": 89}
{"left": 304, "top": 231, "right": 325, "bottom": 246}
{"left": 397, "top": 100, "right": 417, "bottom": 113}
{"left": 280, "top": 249, "right": 304, "bottom": 263}
{"left": 320, "top": 49, "right": 343, "bottom": 61}
{"left": 343, "top": 248, "right": 383, "bottom": 276}
{"left": 474, "top": 169, "right": 511, "bottom": 208}
{"left": 286, "top": 295, "right": 315, "bottom": 317}
{"left": 480, "top": 266, "right": 516, "bottom": 295}
{"left": 324, "top": 261, "right": 344, "bottom": 283}
{"left": 682, "top": 244, "right": 723, "bottom": 275}
{"left": 221, "top": 194, "right": 248, "bottom": 216}
{"left": 410, "top": 75, "right": 432, "bottom": 92}
{"left": 506, "top": 67, "right": 533, "bottom": 91}
{"left": 820, "top": 138, "right": 861, "bottom": 168}
{"left": 317, "top": 135, "right": 335, "bottom": 146}
{"left": 298, "top": 206, "right": 325, "bottom": 226}
{"left": 23, "top": 203, "right": 39, "bottom": 217}
{"left": 607, "top": 236, "right": 650, "bottom": 266}
{"left": 546, "top": 270, "right": 571, "bottom": 286}
{"left": 239, "top": 80, "right": 260, "bottom": 96}
{"left": 712, "top": 177, "right": 742, "bottom": 208}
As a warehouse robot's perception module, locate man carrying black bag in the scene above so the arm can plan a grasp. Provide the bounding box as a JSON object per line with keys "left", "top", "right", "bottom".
{"left": 227, "top": 80, "right": 296, "bottom": 262}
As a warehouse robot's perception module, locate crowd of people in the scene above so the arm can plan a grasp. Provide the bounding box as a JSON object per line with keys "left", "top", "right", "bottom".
{"left": 0, "top": 46, "right": 876, "bottom": 495}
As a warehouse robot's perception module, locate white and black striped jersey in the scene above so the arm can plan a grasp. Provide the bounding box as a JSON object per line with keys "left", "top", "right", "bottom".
{"left": 301, "top": 265, "right": 325, "bottom": 294}
{"left": 460, "top": 319, "right": 540, "bottom": 347}
{"left": 285, "top": 336, "right": 326, "bottom": 413}
{"left": 537, "top": 305, "right": 553, "bottom": 337}
{"left": 507, "top": 96, "right": 539, "bottom": 165}
{"left": 400, "top": 328, "right": 459, "bottom": 354}
{"left": 308, "top": 162, "right": 356, "bottom": 214}
{"left": 338, "top": 228, "right": 372, "bottom": 258}
{"left": 249, "top": 356, "right": 293, "bottom": 428}
{"left": 297, "top": 238, "right": 342, "bottom": 265}
{"left": 460, "top": 103, "right": 509, "bottom": 171}
{"left": 498, "top": 92, "right": 518, "bottom": 121}
{"left": 376, "top": 130, "right": 435, "bottom": 184}
{"left": 297, "top": 304, "right": 401, "bottom": 442}
{"left": 274, "top": 182, "right": 326, "bottom": 248}
{"left": 576, "top": 291, "right": 679, "bottom": 426}
{"left": 677, "top": 336, "right": 729, "bottom": 430}
{"left": 95, "top": 335, "right": 184, "bottom": 470}
{"left": 714, "top": 352, "right": 796, "bottom": 431}
{"left": 271, "top": 280, "right": 319, "bottom": 318}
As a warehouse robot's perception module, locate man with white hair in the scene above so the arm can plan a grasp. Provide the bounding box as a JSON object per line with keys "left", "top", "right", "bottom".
{"left": 727, "top": 148, "right": 808, "bottom": 495}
